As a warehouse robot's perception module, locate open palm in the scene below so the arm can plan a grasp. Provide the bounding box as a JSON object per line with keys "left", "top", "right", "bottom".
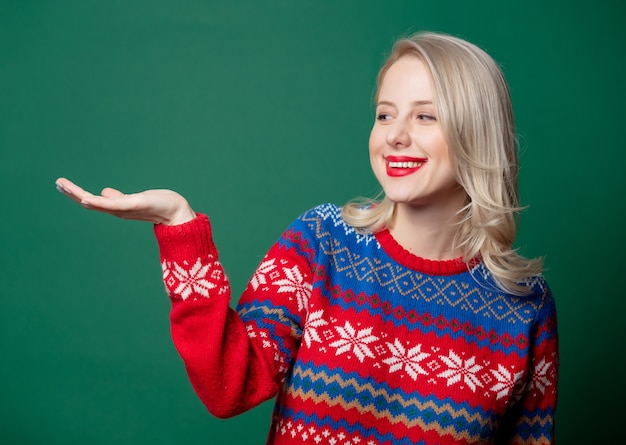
{"left": 55, "top": 177, "right": 196, "bottom": 226}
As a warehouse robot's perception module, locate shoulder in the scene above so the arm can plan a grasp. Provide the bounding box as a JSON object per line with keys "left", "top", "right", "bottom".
{"left": 470, "top": 263, "right": 556, "bottom": 320}
{"left": 289, "top": 203, "right": 378, "bottom": 245}
{"left": 525, "top": 274, "right": 557, "bottom": 322}
{"left": 290, "top": 203, "right": 345, "bottom": 233}
{"left": 520, "top": 274, "right": 555, "bottom": 314}
{"left": 298, "top": 203, "right": 343, "bottom": 224}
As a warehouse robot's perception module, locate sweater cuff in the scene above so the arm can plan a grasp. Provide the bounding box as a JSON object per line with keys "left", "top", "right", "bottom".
{"left": 153, "top": 213, "right": 217, "bottom": 262}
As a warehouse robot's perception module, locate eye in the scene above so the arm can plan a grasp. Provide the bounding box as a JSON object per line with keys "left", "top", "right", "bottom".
{"left": 376, "top": 113, "right": 392, "bottom": 121}
{"left": 416, "top": 113, "right": 437, "bottom": 121}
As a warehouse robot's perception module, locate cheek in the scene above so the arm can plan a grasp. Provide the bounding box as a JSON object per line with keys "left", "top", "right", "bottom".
{"left": 368, "top": 127, "right": 384, "bottom": 154}
{"left": 368, "top": 131, "right": 383, "bottom": 168}
{"left": 424, "top": 133, "right": 451, "bottom": 162}
{"left": 441, "top": 147, "right": 460, "bottom": 183}
{"left": 368, "top": 130, "right": 384, "bottom": 178}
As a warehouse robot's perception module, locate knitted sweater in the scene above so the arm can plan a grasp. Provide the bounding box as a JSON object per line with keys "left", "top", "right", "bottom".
{"left": 154, "top": 204, "right": 558, "bottom": 445}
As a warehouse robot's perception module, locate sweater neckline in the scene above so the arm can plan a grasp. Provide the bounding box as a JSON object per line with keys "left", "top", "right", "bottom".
{"left": 374, "top": 229, "right": 475, "bottom": 275}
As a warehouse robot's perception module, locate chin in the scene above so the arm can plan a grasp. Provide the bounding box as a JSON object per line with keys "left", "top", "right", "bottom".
{"left": 381, "top": 187, "right": 420, "bottom": 203}
{"left": 383, "top": 194, "right": 418, "bottom": 205}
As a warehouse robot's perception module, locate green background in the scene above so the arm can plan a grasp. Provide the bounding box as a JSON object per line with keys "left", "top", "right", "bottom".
{"left": 1, "top": 1, "right": 624, "bottom": 443}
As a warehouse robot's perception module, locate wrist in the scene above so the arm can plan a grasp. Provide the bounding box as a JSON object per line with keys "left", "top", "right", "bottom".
{"left": 161, "top": 196, "right": 196, "bottom": 226}
{"left": 165, "top": 208, "right": 196, "bottom": 226}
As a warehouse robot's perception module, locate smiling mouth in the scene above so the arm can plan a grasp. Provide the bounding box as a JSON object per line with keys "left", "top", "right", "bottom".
{"left": 385, "top": 157, "right": 427, "bottom": 177}
{"left": 388, "top": 161, "right": 424, "bottom": 168}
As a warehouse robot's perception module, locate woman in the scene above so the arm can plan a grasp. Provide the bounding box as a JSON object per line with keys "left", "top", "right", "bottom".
{"left": 57, "top": 31, "right": 558, "bottom": 444}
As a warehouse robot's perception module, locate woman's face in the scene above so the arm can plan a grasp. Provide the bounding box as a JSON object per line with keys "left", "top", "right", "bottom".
{"left": 369, "top": 56, "right": 465, "bottom": 211}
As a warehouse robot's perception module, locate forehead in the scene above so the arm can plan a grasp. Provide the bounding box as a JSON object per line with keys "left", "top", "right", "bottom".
{"left": 377, "top": 56, "right": 434, "bottom": 100}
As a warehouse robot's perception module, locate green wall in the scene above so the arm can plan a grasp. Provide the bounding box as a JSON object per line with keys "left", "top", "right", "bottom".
{"left": 1, "top": 1, "right": 624, "bottom": 443}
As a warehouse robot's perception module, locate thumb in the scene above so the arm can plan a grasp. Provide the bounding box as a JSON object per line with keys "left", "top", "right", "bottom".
{"left": 101, "top": 187, "right": 125, "bottom": 199}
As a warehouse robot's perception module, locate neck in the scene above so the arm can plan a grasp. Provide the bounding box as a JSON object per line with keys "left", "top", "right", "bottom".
{"left": 388, "top": 198, "right": 467, "bottom": 261}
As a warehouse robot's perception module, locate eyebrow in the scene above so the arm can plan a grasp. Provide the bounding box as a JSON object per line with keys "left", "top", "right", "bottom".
{"left": 376, "top": 100, "right": 433, "bottom": 107}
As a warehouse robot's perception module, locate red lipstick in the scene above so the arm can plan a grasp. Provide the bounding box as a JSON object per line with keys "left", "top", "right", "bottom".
{"left": 385, "top": 156, "right": 427, "bottom": 177}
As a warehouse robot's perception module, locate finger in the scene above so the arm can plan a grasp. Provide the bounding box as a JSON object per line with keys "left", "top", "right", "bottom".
{"left": 80, "top": 192, "right": 140, "bottom": 214}
{"left": 56, "top": 177, "right": 81, "bottom": 192}
{"left": 55, "top": 177, "right": 95, "bottom": 203}
{"left": 101, "top": 187, "right": 125, "bottom": 199}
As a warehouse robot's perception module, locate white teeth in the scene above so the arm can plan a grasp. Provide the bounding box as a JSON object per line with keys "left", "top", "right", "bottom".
{"left": 388, "top": 161, "right": 423, "bottom": 168}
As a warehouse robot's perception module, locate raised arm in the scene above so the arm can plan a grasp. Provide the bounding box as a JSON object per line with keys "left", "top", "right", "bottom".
{"left": 55, "top": 177, "right": 196, "bottom": 225}
{"left": 156, "top": 214, "right": 311, "bottom": 417}
{"left": 55, "top": 177, "right": 310, "bottom": 418}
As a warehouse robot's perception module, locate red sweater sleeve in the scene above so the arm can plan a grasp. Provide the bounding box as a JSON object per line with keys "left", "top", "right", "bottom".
{"left": 154, "top": 214, "right": 310, "bottom": 418}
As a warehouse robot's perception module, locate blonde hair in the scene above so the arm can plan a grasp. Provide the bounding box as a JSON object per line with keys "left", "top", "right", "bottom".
{"left": 342, "top": 31, "right": 543, "bottom": 295}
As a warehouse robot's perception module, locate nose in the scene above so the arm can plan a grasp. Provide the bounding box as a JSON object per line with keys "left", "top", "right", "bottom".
{"left": 385, "top": 117, "right": 411, "bottom": 148}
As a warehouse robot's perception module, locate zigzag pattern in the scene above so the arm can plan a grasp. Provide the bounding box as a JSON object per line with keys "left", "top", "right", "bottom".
{"left": 512, "top": 412, "right": 556, "bottom": 442}
{"left": 299, "top": 205, "right": 546, "bottom": 324}
{"left": 159, "top": 206, "right": 557, "bottom": 444}
{"left": 332, "top": 251, "right": 535, "bottom": 323}
{"left": 275, "top": 408, "right": 552, "bottom": 445}
{"left": 320, "top": 285, "right": 531, "bottom": 354}
{"left": 307, "top": 203, "right": 380, "bottom": 247}
{"left": 275, "top": 410, "right": 421, "bottom": 445}
{"left": 287, "top": 362, "right": 498, "bottom": 442}
{"left": 238, "top": 303, "right": 302, "bottom": 361}
{"left": 285, "top": 362, "right": 554, "bottom": 444}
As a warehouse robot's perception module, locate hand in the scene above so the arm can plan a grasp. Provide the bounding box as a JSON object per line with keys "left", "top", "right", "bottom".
{"left": 55, "top": 177, "right": 196, "bottom": 225}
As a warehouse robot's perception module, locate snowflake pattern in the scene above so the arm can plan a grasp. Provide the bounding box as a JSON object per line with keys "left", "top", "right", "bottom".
{"left": 295, "top": 309, "right": 555, "bottom": 404}
{"left": 437, "top": 350, "right": 484, "bottom": 392}
{"left": 329, "top": 321, "right": 379, "bottom": 362}
{"left": 490, "top": 364, "right": 525, "bottom": 400}
{"left": 164, "top": 258, "right": 218, "bottom": 300}
{"left": 250, "top": 259, "right": 278, "bottom": 290}
{"left": 531, "top": 357, "right": 553, "bottom": 395}
{"left": 273, "top": 265, "right": 312, "bottom": 311}
{"left": 303, "top": 309, "right": 329, "bottom": 348}
{"left": 156, "top": 204, "right": 556, "bottom": 444}
{"left": 383, "top": 339, "right": 430, "bottom": 380}
{"left": 249, "top": 256, "right": 312, "bottom": 312}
